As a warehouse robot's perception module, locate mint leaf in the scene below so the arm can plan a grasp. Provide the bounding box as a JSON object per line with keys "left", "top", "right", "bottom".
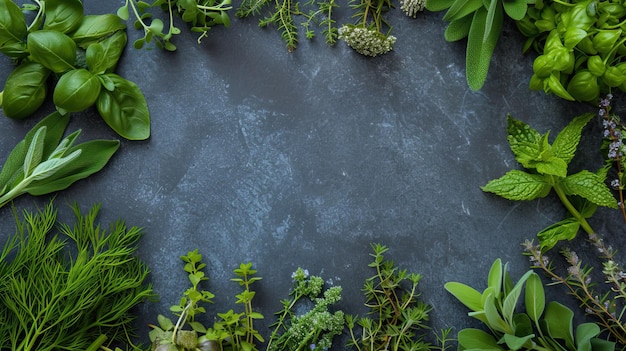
{"left": 552, "top": 113, "right": 594, "bottom": 164}
{"left": 507, "top": 115, "right": 547, "bottom": 169}
{"left": 535, "top": 156, "right": 568, "bottom": 178}
{"left": 561, "top": 170, "right": 618, "bottom": 208}
{"left": 481, "top": 170, "right": 551, "bottom": 201}
{"left": 537, "top": 218, "right": 580, "bottom": 251}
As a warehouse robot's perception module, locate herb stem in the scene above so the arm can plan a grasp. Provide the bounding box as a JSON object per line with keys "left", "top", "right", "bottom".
{"left": 551, "top": 180, "right": 594, "bottom": 235}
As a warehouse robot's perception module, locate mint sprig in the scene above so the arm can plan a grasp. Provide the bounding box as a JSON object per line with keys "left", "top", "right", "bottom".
{"left": 482, "top": 114, "right": 617, "bottom": 251}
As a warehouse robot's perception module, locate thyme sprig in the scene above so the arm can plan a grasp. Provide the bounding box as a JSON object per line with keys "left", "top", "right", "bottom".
{"left": 0, "top": 201, "right": 154, "bottom": 351}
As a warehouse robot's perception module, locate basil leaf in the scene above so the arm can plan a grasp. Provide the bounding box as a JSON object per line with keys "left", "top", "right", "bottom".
{"left": 43, "top": 0, "right": 84, "bottom": 33}
{"left": 97, "top": 31, "right": 128, "bottom": 73}
{"left": 0, "top": 0, "right": 28, "bottom": 58}
{"left": 86, "top": 42, "right": 107, "bottom": 75}
{"left": 24, "top": 140, "right": 120, "bottom": 195}
{"left": 27, "top": 30, "right": 77, "bottom": 73}
{"left": 53, "top": 69, "right": 102, "bottom": 112}
{"left": 1, "top": 62, "right": 51, "bottom": 119}
{"left": 70, "top": 14, "right": 126, "bottom": 48}
{"left": 0, "top": 112, "right": 70, "bottom": 189}
{"left": 96, "top": 74, "right": 151, "bottom": 140}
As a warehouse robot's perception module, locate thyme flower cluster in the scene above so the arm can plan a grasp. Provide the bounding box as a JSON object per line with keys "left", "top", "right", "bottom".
{"left": 400, "top": 0, "right": 425, "bottom": 18}
{"left": 338, "top": 24, "right": 396, "bottom": 56}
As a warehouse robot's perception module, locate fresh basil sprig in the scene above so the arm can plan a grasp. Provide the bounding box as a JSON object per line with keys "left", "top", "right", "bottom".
{"left": 518, "top": 0, "right": 626, "bottom": 103}
{"left": 0, "top": 0, "right": 151, "bottom": 140}
{"left": 482, "top": 114, "right": 617, "bottom": 251}
{"left": 426, "top": 0, "right": 532, "bottom": 90}
{"left": 0, "top": 112, "right": 119, "bottom": 209}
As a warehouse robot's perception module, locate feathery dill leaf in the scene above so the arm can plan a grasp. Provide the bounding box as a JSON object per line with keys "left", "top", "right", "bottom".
{"left": 0, "top": 201, "right": 154, "bottom": 351}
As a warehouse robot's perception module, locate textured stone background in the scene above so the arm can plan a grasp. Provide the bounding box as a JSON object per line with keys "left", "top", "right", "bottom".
{"left": 0, "top": 1, "right": 623, "bottom": 348}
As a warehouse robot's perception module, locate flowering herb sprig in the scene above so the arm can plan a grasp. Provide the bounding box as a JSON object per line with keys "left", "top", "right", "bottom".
{"left": 599, "top": 94, "right": 626, "bottom": 222}
{"left": 338, "top": 0, "right": 396, "bottom": 56}
{"left": 267, "top": 268, "right": 344, "bottom": 351}
{"left": 523, "top": 239, "right": 626, "bottom": 347}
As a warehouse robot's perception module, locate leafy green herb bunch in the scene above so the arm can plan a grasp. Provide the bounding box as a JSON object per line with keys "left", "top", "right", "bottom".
{"left": 0, "top": 201, "right": 155, "bottom": 351}
{"left": 446, "top": 258, "right": 616, "bottom": 351}
{"left": 118, "top": 0, "right": 232, "bottom": 51}
{"left": 425, "top": 0, "right": 533, "bottom": 90}
{"left": 236, "top": 0, "right": 339, "bottom": 51}
{"left": 338, "top": 0, "right": 397, "bottom": 56}
{"left": 518, "top": 0, "right": 626, "bottom": 103}
{"left": 345, "top": 243, "right": 448, "bottom": 351}
{"left": 267, "top": 267, "right": 344, "bottom": 351}
{"left": 0, "top": 0, "right": 151, "bottom": 140}
{"left": 149, "top": 250, "right": 265, "bottom": 351}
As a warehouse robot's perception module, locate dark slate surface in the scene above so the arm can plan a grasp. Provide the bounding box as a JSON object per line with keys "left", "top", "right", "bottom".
{"left": 1, "top": 1, "right": 624, "bottom": 348}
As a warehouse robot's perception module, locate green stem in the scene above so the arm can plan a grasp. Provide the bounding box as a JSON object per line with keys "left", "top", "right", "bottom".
{"left": 551, "top": 181, "right": 594, "bottom": 234}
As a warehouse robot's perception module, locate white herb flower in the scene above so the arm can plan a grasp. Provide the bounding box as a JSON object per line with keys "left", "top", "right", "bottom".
{"left": 400, "top": 0, "right": 424, "bottom": 18}
{"left": 338, "top": 24, "right": 396, "bottom": 57}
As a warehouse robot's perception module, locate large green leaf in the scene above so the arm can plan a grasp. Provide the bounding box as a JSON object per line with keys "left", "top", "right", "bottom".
{"left": 561, "top": 170, "right": 618, "bottom": 208}
{"left": 43, "top": 0, "right": 84, "bottom": 33}
{"left": 443, "top": 0, "right": 484, "bottom": 22}
{"left": 481, "top": 170, "right": 552, "bottom": 201}
{"left": 444, "top": 15, "right": 472, "bottom": 42}
{"left": 70, "top": 14, "right": 127, "bottom": 48}
{"left": 484, "top": 292, "right": 512, "bottom": 333}
{"left": 457, "top": 328, "right": 503, "bottom": 350}
{"left": 575, "top": 323, "right": 600, "bottom": 351}
{"left": 524, "top": 273, "right": 545, "bottom": 323}
{"left": 503, "top": 0, "right": 527, "bottom": 20}
{"left": 425, "top": 0, "right": 456, "bottom": 12}
{"left": 0, "top": 0, "right": 27, "bottom": 57}
{"left": 552, "top": 113, "right": 593, "bottom": 164}
{"left": 24, "top": 140, "right": 120, "bottom": 195}
{"left": 466, "top": 6, "right": 502, "bottom": 90}
{"left": 445, "top": 281, "right": 484, "bottom": 311}
{"left": 537, "top": 218, "right": 580, "bottom": 251}
{"left": 502, "top": 270, "right": 533, "bottom": 324}
{"left": 27, "top": 30, "right": 77, "bottom": 73}
{"left": 1, "top": 62, "right": 51, "bottom": 119}
{"left": 544, "top": 302, "right": 575, "bottom": 349}
{"left": 95, "top": 74, "right": 150, "bottom": 140}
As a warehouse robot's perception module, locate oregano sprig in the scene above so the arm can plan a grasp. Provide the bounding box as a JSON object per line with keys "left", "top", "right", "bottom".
{"left": 482, "top": 114, "right": 617, "bottom": 251}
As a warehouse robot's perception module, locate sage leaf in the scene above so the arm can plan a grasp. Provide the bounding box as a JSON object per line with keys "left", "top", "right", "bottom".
{"left": 444, "top": 15, "right": 472, "bottom": 42}
{"left": 561, "top": 170, "right": 617, "bottom": 208}
{"left": 524, "top": 273, "right": 545, "bottom": 323}
{"left": 1, "top": 61, "right": 51, "bottom": 119}
{"left": 27, "top": 30, "right": 77, "bottom": 73}
{"left": 575, "top": 323, "right": 600, "bottom": 351}
{"left": 70, "top": 14, "right": 127, "bottom": 48}
{"left": 442, "top": 0, "right": 483, "bottom": 22}
{"left": 552, "top": 113, "right": 593, "bottom": 165}
{"left": 425, "top": 0, "right": 455, "bottom": 12}
{"left": 29, "top": 150, "right": 82, "bottom": 181}
{"left": 501, "top": 270, "right": 533, "bottom": 324}
{"left": 537, "top": 218, "right": 580, "bottom": 251}
{"left": 504, "top": 333, "right": 535, "bottom": 350}
{"left": 53, "top": 68, "right": 102, "bottom": 112}
{"left": 444, "top": 282, "right": 483, "bottom": 311}
{"left": 487, "top": 258, "right": 503, "bottom": 295}
{"left": 502, "top": 0, "right": 527, "bottom": 20}
{"left": 481, "top": 170, "right": 551, "bottom": 201}
{"left": 43, "top": 0, "right": 84, "bottom": 34}
{"left": 0, "top": 0, "right": 27, "bottom": 58}
{"left": 23, "top": 127, "right": 47, "bottom": 177}
{"left": 96, "top": 74, "right": 150, "bottom": 140}
{"left": 484, "top": 293, "right": 512, "bottom": 334}
{"left": 466, "top": 6, "right": 502, "bottom": 90}
{"left": 24, "top": 140, "right": 120, "bottom": 196}
{"left": 0, "top": 112, "right": 70, "bottom": 189}
{"left": 457, "top": 328, "right": 503, "bottom": 350}
{"left": 544, "top": 302, "right": 575, "bottom": 349}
